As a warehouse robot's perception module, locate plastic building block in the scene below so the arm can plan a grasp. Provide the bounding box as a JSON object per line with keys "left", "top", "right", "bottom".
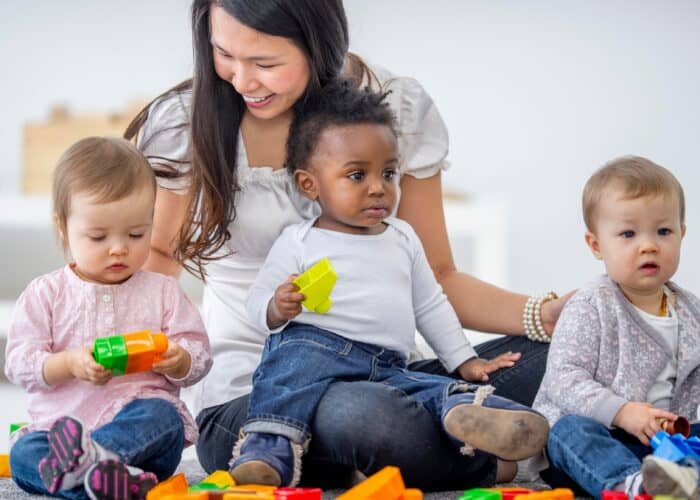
{"left": 487, "top": 488, "right": 534, "bottom": 500}
{"left": 222, "top": 485, "right": 277, "bottom": 499}
{"left": 274, "top": 487, "right": 322, "bottom": 499}
{"left": 400, "top": 489, "right": 423, "bottom": 500}
{"left": 601, "top": 491, "right": 627, "bottom": 500}
{"left": 189, "top": 470, "right": 236, "bottom": 492}
{"left": 0, "top": 454, "right": 10, "bottom": 478}
{"left": 293, "top": 258, "right": 337, "bottom": 314}
{"left": 9, "top": 422, "right": 27, "bottom": 435}
{"left": 146, "top": 473, "right": 188, "bottom": 500}
{"left": 651, "top": 431, "right": 700, "bottom": 463}
{"left": 459, "top": 489, "right": 501, "bottom": 500}
{"left": 336, "top": 466, "right": 410, "bottom": 500}
{"left": 93, "top": 330, "right": 168, "bottom": 375}
{"left": 658, "top": 416, "right": 691, "bottom": 437}
{"left": 633, "top": 495, "right": 653, "bottom": 500}
{"left": 512, "top": 489, "right": 573, "bottom": 500}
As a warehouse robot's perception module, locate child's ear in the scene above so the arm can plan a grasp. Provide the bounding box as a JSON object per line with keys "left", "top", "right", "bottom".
{"left": 584, "top": 231, "right": 603, "bottom": 260}
{"left": 294, "top": 169, "right": 319, "bottom": 201}
{"left": 53, "top": 213, "right": 66, "bottom": 243}
{"left": 681, "top": 224, "right": 687, "bottom": 238}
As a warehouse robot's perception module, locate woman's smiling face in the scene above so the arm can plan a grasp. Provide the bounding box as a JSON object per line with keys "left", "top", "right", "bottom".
{"left": 210, "top": 5, "right": 311, "bottom": 120}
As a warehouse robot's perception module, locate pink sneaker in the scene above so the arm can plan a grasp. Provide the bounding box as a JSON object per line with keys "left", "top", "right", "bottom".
{"left": 84, "top": 459, "right": 157, "bottom": 500}
{"left": 38, "top": 416, "right": 93, "bottom": 493}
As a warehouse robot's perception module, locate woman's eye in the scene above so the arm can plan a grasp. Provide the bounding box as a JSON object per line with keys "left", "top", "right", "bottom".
{"left": 256, "top": 64, "right": 278, "bottom": 69}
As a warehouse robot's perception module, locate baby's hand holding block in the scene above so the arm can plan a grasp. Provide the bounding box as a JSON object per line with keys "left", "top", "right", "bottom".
{"left": 293, "top": 258, "right": 337, "bottom": 314}
{"left": 93, "top": 330, "right": 168, "bottom": 375}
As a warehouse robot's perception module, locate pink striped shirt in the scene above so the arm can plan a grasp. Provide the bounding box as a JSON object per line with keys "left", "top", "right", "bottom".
{"left": 5, "top": 266, "right": 211, "bottom": 447}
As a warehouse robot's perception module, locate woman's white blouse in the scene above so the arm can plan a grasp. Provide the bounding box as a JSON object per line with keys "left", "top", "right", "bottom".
{"left": 138, "top": 65, "right": 450, "bottom": 413}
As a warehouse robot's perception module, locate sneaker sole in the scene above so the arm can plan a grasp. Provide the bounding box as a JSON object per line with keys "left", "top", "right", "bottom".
{"left": 443, "top": 404, "right": 549, "bottom": 461}
{"left": 38, "top": 416, "right": 85, "bottom": 493}
{"left": 231, "top": 460, "right": 282, "bottom": 486}
{"left": 642, "top": 457, "right": 699, "bottom": 499}
{"left": 85, "top": 459, "right": 157, "bottom": 500}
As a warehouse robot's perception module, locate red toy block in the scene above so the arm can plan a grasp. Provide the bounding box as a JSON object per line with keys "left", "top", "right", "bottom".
{"left": 274, "top": 487, "right": 322, "bottom": 499}
{"left": 601, "top": 491, "right": 628, "bottom": 500}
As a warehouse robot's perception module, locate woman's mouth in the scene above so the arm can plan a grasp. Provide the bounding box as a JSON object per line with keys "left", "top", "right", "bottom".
{"left": 243, "top": 94, "right": 274, "bottom": 108}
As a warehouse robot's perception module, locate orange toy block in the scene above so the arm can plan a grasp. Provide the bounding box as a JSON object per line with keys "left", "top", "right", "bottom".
{"left": 400, "top": 489, "right": 423, "bottom": 499}
{"left": 337, "top": 466, "right": 415, "bottom": 500}
{"left": 0, "top": 454, "right": 10, "bottom": 478}
{"left": 147, "top": 473, "right": 188, "bottom": 499}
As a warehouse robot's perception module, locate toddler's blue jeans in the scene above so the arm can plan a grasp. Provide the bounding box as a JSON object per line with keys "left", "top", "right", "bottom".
{"left": 244, "top": 323, "right": 475, "bottom": 444}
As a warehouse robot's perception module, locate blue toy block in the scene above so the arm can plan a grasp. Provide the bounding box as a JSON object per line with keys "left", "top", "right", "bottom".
{"left": 651, "top": 431, "right": 700, "bottom": 463}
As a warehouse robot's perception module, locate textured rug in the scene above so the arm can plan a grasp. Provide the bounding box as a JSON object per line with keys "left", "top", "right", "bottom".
{"left": 0, "top": 458, "right": 585, "bottom": 499}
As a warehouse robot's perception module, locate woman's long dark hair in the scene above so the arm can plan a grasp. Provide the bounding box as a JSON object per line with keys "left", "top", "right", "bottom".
{"left": 125, "top": 0, "right": 376, "bottom": 279}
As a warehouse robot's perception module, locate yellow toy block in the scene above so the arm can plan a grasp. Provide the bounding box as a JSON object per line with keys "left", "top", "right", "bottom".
{"left": 293, "top": 258, "right": 337, "bottom": 314}
{"left": 202, "top": 470, "right": 236, "bottom": 489}
{"left": 0, "top": 454, "right": 10, "bottom": 478}
{"left": 336, "top": 466, "right": 408, "bottom": 500}
{"left": 146, "top": 473, "right": 188, "bottom": 499}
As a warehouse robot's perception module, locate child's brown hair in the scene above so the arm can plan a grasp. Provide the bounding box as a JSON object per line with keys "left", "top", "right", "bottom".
{"left": 582, "top": 156, "right": 685, "bottom": 233}
{"left": 52, "top": 137, "right": 156, "bottom": 249}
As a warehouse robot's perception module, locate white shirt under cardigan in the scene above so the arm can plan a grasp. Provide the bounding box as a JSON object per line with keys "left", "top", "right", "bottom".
{"left": 246, "top": 218, "right": 476, "bottom": 372}
{"left": 137, "top": 64, "right": 452, "bottom": 414}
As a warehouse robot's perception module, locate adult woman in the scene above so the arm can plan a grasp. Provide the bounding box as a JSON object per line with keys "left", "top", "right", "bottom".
{"left": 126, "top": 0, "right": 568, "bottom": 490}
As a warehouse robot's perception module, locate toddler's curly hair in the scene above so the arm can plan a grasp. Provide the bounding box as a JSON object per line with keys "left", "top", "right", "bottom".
{"left": 286, "top": 79, "right": 397, "bottom": 173}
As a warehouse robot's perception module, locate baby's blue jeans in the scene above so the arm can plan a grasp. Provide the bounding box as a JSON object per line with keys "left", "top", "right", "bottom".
{"left": 542, "top": 414, "right": 700, "bottom": 497}
{"left": 10, "top": 398, "right": 185, "bottom": 499}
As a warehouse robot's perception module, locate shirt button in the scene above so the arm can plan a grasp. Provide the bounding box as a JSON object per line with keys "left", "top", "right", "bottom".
{"left": 102, "top": 294, "right": 111, "bottom": 303}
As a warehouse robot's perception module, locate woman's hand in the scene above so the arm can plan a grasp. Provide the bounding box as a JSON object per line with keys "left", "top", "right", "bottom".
{"left": 456, "top": 352, "right": 521, "bottom": 382}
{"left": 267, "top": 275, "right": 305, "bottom": 329}
{"left": 613, "top": 402, "right": 677, "bottom": 446}
{"left": 540, "top": 290, "right": 576, "bottom": 335}
{"left": 68, "top": 346, "right": 113, "bottom": 385}
{"left": 152, "top": 341, "right": 191, "bottom": 379}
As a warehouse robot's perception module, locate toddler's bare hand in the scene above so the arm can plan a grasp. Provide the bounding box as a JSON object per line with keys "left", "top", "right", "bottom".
{"left": 457, "top": 352, "right": 520, "bottom": 382}
{"left": 613, "top": 402, "right": 677, "bottom": 446}
{"left": 152, "top": 341, "right": 191, "bottom": 379}
{"left": 267, "top": 275, "right": 305, "bottom": 329}
{"left": 70, "top": 346, "right": 112, "bottom": 385}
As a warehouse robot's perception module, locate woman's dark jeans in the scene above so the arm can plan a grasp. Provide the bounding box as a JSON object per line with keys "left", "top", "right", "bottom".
{"left": 195, "top": 335, "right": 547, "bottom": 491}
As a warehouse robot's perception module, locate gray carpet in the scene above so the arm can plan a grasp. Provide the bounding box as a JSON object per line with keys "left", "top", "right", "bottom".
{"left": 0, "top": 458, "right": 581, "bottom": 499}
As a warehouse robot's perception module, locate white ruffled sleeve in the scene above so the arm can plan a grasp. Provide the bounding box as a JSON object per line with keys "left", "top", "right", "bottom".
{"left": 136, "top": 91, "right": 193, "bottom": 193}
{"left": 386, "top": 77, "right": 450, "bottom": 179}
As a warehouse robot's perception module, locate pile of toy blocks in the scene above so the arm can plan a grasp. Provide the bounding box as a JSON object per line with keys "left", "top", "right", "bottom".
{"left": 147, "top": 465, "right": 422, "bottom": 499}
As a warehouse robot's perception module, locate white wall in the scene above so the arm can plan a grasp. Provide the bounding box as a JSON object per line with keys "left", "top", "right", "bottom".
{"left": 2, "top": 0, "right": 700, "bottom": 294}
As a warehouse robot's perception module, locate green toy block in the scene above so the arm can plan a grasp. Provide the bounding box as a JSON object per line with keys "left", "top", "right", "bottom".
{"left": 9, "top": 423, "right": 27, "bottom": 435}
{"left": 459, "top": 488, "right": 502, "bottom": 500}
{"left": 93, "top": 336, "right": 129, "bottom": 375}
{"left": 293, "top": 257, "right": 337, "bottom": 314}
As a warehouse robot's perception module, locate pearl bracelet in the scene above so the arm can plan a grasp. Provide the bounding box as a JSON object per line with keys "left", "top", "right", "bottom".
{"left": 523, "top": 291, "right": 558, "bottom": 343}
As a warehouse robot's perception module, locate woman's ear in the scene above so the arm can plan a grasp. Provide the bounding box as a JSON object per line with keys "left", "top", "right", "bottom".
{"left": 294, "top": 169, "right": 319, "bottom": 200}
